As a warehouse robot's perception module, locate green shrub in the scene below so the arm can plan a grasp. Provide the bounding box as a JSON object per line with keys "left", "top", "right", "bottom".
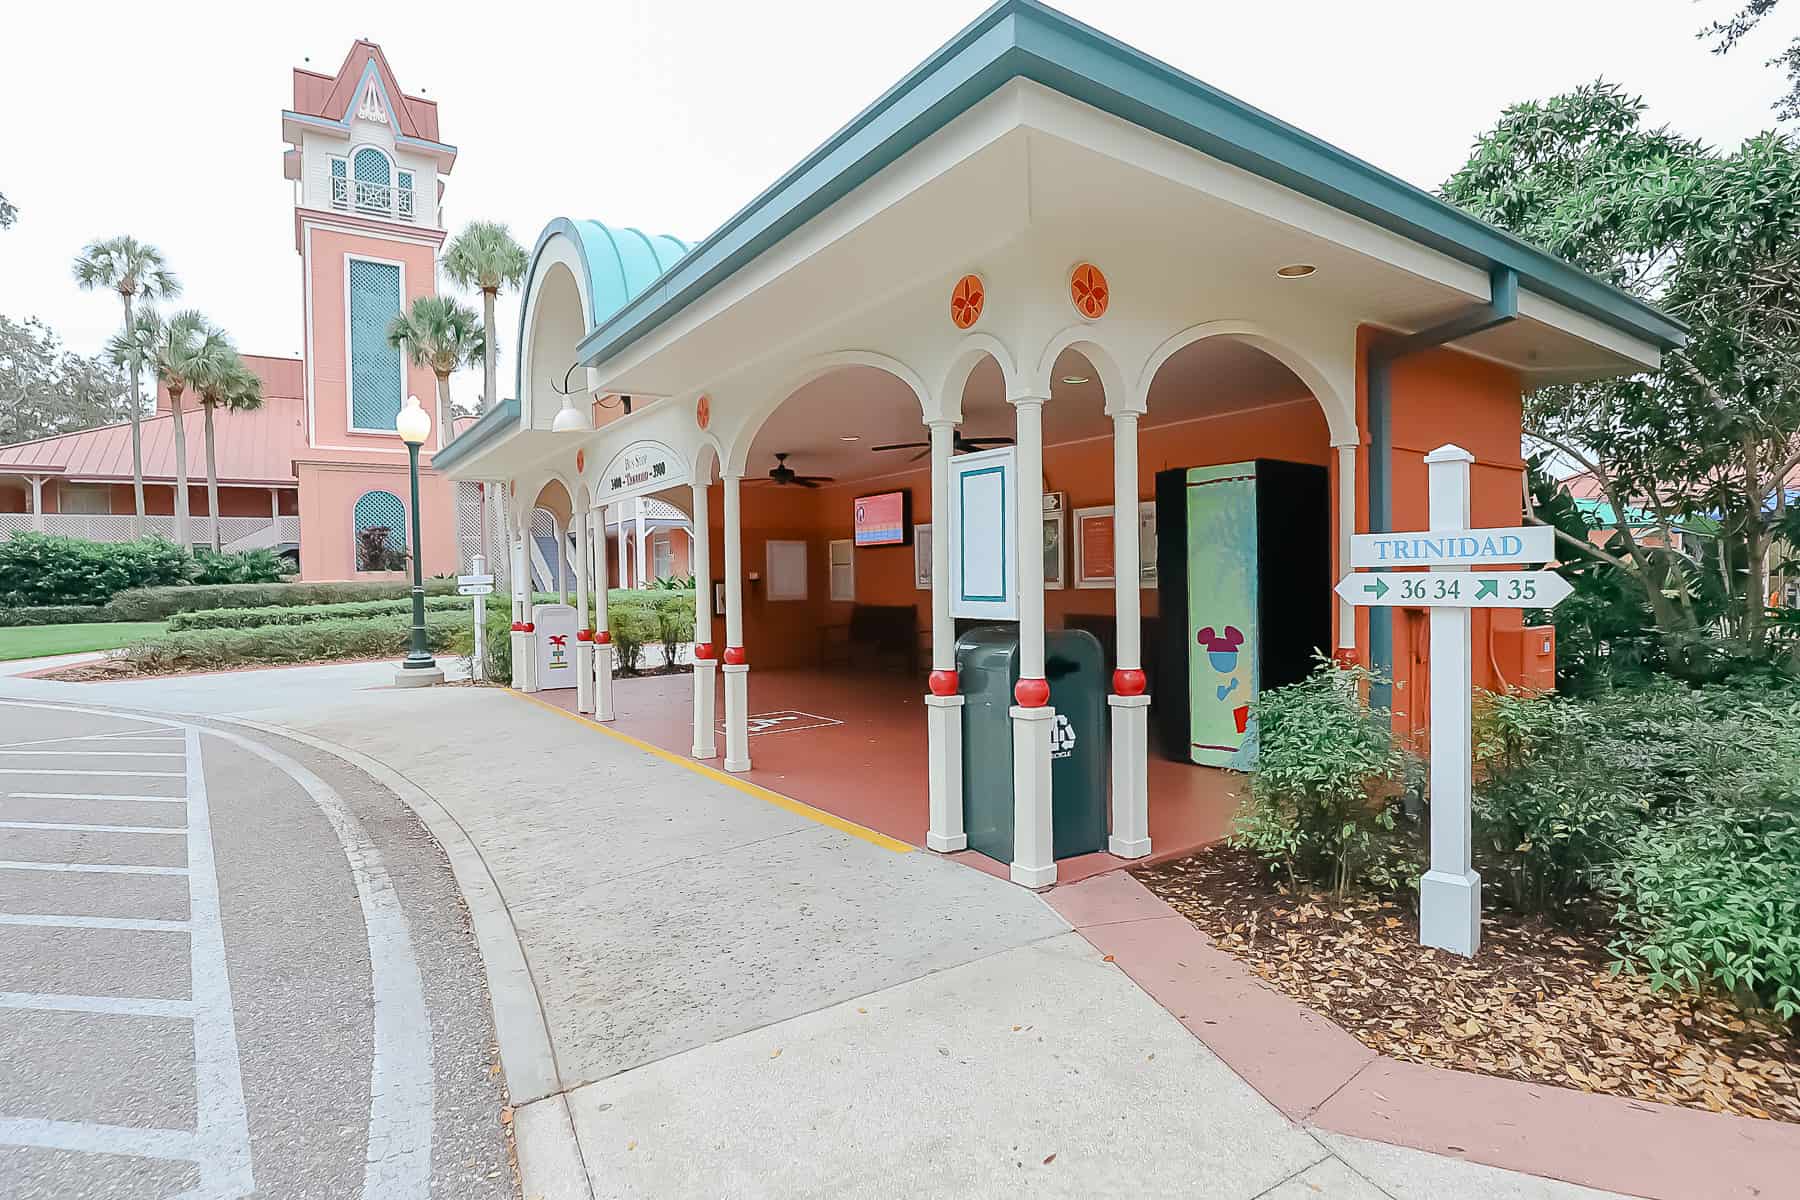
{"left": 190, "top": 547, "right": 288, "bottom": 585}
{"left": 0, "top": 605, "right": 115, "bottom": 627}
{"left": 107, "top": 578, "right": 457, "bottom": 621}
{"left": 167, "top": 594, "right": 469, "bottom": 632}
{"left": 113, "top": 609, "right": 465, "bottom": 673}
{"left": 1604, "top": 802, "right": 1800, "bottom": 1021}
{"left": 657, "top": 602, "right": 695, "bottom": 667}
{"left": 0, "top": 533, "right": 191, "bottom": 607}
{"left": 1229, "top": 659, "right": 1420, "bottom": 895}
{"left": 609, "top": 606, "right": 657, "bottom": 675}
{"left": 451, "top": 607, "right": 513, "bottom": 682}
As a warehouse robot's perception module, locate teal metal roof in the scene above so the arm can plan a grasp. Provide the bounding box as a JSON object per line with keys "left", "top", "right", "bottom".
{"left": 431, "top": 398, "right": 519, "bottom": 474}
{"left": 574, "top": 0, "right": 1684, "bottom": 371}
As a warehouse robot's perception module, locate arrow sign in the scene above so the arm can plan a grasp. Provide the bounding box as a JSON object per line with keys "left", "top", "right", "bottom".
{"left": 1351, "top": 525, "right": 1553, "bottom": 568}
{"left": 457, "top": 582, "right": 494, "bottom": 596}
{"left": 1336, "top": 570, "right": 1572, "bottom": 609}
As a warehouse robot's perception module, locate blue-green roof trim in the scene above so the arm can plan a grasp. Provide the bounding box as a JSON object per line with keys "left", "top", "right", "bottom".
{"left": 432, "top": 398, "right": 520, "bottom": 474}
{"left": 576, "top": 0, "right": 1683, "bottom": 370}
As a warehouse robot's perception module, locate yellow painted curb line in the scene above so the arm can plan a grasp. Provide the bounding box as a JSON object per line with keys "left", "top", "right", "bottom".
{"left": 505, "top": 688, "right": 914, "bottom": 854}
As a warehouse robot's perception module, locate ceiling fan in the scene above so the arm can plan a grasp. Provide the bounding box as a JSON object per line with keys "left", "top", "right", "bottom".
{"left": 868, "top": 431, "right": 1015, "bottom": 462}
{"left": 754, "top": 452, "right": 836, "bottom": 488}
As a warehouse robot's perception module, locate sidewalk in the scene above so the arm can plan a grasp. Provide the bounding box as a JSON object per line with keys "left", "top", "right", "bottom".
{"left": 0, "top": 665, "right": 1636, "bottom": 1198}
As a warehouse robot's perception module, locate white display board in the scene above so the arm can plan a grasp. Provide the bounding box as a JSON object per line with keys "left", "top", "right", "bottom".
{"left": 948, "top": 445, "right": 1019, "bottom": 620}
{"left": 533, "top": 602, "right": 580, "bottom": 683}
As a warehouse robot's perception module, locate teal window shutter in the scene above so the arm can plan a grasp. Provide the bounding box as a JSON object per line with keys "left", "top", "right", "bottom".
{"left": 348, "top": 259, "right": 403, "bottom": 430}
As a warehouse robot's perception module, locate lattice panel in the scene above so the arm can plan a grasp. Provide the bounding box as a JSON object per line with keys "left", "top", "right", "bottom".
{"left": 353, "top": 147, "right": 389, "bottom": 184}
{"left": 348, "top": 259, "right": 402, "bottom": 431}
{"left": 354, "top": 490, "right": 406, "bottom": 549}
{"left": 529, "top": 508, "right": 557, "bottom": 538}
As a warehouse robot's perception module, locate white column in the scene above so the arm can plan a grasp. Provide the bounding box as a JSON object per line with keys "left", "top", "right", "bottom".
{"left": 691, "top": 480, "right": 718, "bottom": 758}
{"left": 924, "top": 417, "right": 966, "bottom": 853}
{"left": 574, "top": 505, "right": 595, "bottom": 714}
{"left": 520, "top": 515, "right": 539, "bottom": 693}
{"left": 635, "top": 495, "right": 648, "bottom": 588}
{"left": 28, "top": 477, "right": 45, "bottom": 531}
{"left": 554, "top": 518, "right": 568, "bottom": 604}
{"left": 721, "top": 472, "right": 751, "bottom": 772}
{"left": 1420, "top": 444, "right": 1480, "bottom": 956}
{"left": 1108, "top": 408, "right": 1151, "bottom": 859}
{"left": 593, "top": 505, "right": 615, "bottom": 721}
{"left": 617, "top": 508, "right": 629, "bottom": 588}
{"left": 1008, "top": 394, "right": 1055, "bottom": 888}
{"left": 268, "top": 487, "right": 280, "bottom": 518}
{"left": 1335, "top": 440, "right": 1360, "bottom": 656}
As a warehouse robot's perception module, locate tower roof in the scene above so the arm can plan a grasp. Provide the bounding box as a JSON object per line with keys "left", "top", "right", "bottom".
{"left": 282, "top": 40, "right": 456, "bottom": 172}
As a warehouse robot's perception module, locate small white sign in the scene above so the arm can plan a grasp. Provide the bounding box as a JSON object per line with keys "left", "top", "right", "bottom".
{"left": 458, "top": 572, "right": 494, "bottom": 586}
{"left": 1336, "top": 569, "right": 1572, "bottom": 609}
{"left": 457, "top": 582, "right": 494, "bottom": 596}
{"left": 1351, "top": 525, "right": 1552, "bottom": 568}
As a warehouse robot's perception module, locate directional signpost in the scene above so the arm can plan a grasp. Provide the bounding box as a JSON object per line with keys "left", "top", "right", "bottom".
{"left": 1337, "top": 445, "right": 1571, "bottom": 958}
{"left": 459, "top": 557, "right": 494, "bottom": 681}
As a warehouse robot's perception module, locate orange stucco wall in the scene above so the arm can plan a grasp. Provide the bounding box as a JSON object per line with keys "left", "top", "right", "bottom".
{"left": 295, "top": 460, "right": 458, "bottom": 581}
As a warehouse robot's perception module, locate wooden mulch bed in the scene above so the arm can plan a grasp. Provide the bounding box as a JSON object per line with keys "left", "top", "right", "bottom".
{"left": 1135, "top": 845, "right": 1800, "bottom": 1124}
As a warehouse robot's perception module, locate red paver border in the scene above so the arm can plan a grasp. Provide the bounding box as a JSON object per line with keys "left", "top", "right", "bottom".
{"left": 1046, "top": 871, "right": 1800, "bottom": 1200}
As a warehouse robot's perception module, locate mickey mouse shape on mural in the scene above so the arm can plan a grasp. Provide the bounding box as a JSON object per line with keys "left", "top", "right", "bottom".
{"left": 1198, "top": 624, "right": 1247, "bottom": 710}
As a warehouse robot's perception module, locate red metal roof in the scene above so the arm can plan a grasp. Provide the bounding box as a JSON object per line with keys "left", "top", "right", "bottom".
{"left": 0, "top": 395, "right": 308, "bottom": 487}
{"left": 290, "top": 41, "right": 442, "bottom": 143}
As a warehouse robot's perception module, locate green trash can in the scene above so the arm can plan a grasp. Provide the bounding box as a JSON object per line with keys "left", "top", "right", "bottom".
{"left": 956, "top": 625, "right": 1108, "bottom": 862}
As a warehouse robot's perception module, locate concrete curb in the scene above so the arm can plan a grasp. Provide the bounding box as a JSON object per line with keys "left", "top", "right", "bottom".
{"left": 205, "top": 714, "right": 595, "bottom": 1200}
{"left": 1049, "top": 871, "right": 1800, "bottom": 1200}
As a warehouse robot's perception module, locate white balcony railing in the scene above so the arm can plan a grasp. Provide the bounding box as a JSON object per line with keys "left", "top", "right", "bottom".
{"left": 0, "top": 513, "right": 300, "bottom": 551}
{"left": 330, "top": 175, "right": 416, "bottom": 222}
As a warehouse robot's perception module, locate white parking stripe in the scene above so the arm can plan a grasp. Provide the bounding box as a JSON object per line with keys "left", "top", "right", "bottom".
{"left": 0, "top": 821, "right": 186, "bottom": 835}
{"left": 0, "top": 861, "right": 188, "bottom": 875}
{"left": 6, "top": 792, "right": 186, "bottom": 803}
{"left": 0, "top": 751, "right": 184, "bottom": 757}
{"left": 184, "top": 726, "right": 255, "bottom": 1197}
{"left": 0, "top": 1117, "right": 198, "bottom": 1161}
{"left": 0, "top": 768, "right": 184, "bottom": 777}
{"left": 0, "top": 733, "right": 179, "bottom": 751}
{"left": 0, "top": 913, "right": 191, "bottom": 932}
{"left": 0, "top": 992, "right": 194, "bottom": 1018}
{"left": 208, "top": 727, "right": 433, "bottom": 1200}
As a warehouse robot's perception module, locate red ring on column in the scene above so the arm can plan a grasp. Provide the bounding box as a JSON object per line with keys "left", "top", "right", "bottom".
{"left": 723, "top": 645, "right": 748, "bottom": 666}
{"left": 1112, "top": 668, "right": 1147, "bottom": 696}
{"left": 1332, "top": 647, "right": 1360, "bottom": 669}
{"left": 521, "top": 622, "right": 535, "bottom": 634}
{"left": 510, "top": 622, "right": 523, "bottom": 632}
{"left": 928, "top": 669, "right": 959, "bottom": 697}
{"left": 576, "top": 628, "right": 594, "bottom": 642}
{"left": 692, "top": 642, "right": 715, "bottom": 661}
{"left": 595, "top": 630, "right": 611, "bottom": 645}
{"left": 1013, "top": 676, "right": 1050, "bottom": 707}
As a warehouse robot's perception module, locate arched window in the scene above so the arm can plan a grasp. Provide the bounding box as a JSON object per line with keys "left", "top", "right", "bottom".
{"left": 352, "top": 147, "right": 392, "bottom": 215}
{"left": 354, "top": 490, "right": 407, "bottom": 571}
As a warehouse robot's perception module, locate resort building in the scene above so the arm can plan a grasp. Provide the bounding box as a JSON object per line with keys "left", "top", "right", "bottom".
{"left": 436, "top": 0, "right": 1678, "bottom": 889}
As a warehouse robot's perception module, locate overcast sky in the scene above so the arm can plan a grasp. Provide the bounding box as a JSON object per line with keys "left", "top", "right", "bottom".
{"left": 3, "top": 0, "right": 1796, "bottom": 406}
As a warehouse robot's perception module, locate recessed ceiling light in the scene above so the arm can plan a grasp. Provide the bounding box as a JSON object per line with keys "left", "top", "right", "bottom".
{"left": 838, "top": 435, "right": 860, "bottom": 441}
{"left": 1276, "top": 263, "right": 1317, "bottom": 278}
{"left": 1060, "top": 375, "right": 1091, "bottom": 385}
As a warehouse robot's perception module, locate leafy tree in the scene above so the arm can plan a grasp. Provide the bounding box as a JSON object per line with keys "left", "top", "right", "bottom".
{"left": 109, "top": 309, "right": 204, "bottom": 546}
{"left": 1444, "top": 82, "right": 1800, "bottom": 672}
{"left": 190, "top": 338, "right": 263, "bottom": 551}
{"left": 0, "top": 315, "right": 130, "bottom": 444}
{"left": 73, "top": 236, "right": 180, "bottom": 530}
{"left": 443, "top": 221, "right": 527, "bottom": 411}
{"left": 1704, "top": 1, "right": 1800, "bottom": 120}
{"left": 0, "top": 191, "right": 16, "bottom": 229}
{"left": 386, "top": 295, "right": 484, "bottom": 446}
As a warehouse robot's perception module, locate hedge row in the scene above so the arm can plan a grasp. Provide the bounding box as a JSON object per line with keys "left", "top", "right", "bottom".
{"left": 0, "top": 534, "right": 191, "bottom": 607}
{"left": 113, "top": 610, "right": 466, "bottom": 674}
{"left": 168, "top": 594, "right": 470, "bottom": 632}
{"left": 106, "top": 578, "right": 458, "bottom": 621}
{"left": 0, "top": 605, "right": 124, "bottom": 627}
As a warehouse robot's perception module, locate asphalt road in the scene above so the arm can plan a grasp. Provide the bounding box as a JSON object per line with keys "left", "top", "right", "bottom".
{"left": 0, "top": 699, "right": 517, "bottom": 1199}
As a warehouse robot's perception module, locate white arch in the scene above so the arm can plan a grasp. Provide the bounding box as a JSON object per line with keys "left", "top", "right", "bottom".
{"left": 724, "top": 350, "right": 930, "bottom": 476}
{"left": 937, "top": 332, "right": 1020, "bottom": 424}
{"left": 517, "top": 235, "right": 596, "bottom": 430}
{"left": 1032, "top": 324, "right": 1130, "bottom": 413}
{"left": 1133, "top": 320, "right": 1355, "bottom": 445}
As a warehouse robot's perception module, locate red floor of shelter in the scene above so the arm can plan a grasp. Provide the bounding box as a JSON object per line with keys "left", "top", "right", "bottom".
{"left": 536, "top": 667, "right": 1239, "bottom": 885}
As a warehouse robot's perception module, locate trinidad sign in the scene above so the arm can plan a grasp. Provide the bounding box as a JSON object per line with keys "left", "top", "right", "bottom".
{"left": 1337, "top": 445, "right": 1572, "bottom": 959}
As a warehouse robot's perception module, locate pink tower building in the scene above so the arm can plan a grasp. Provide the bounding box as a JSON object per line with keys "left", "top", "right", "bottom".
{"left": 0, "top": 41, "right": 473, "bottom": 582}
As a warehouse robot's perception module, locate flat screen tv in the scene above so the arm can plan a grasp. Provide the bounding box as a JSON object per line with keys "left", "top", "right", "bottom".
{"left": 853, "top": 489, "right": 911, "bottom": 547}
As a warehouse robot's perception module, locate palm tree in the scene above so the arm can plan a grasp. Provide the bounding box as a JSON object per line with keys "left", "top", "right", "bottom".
{"left": 443, "top": 221, "right": 527, "bottom": 412}
{"left": 386, "top": 295, "right": 484, "bottom": 448}
{"left": 110, "top": 309, "right": 203, "bottom": 545}
{"left": 191, "top": 337, "right": 262, "bottom": 551}
{"left": 74, "top": 237, "right": 180, "bottom": 532}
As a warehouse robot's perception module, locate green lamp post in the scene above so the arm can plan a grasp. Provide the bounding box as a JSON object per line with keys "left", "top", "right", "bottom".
{"left": 394, "top": 394, "right": 444, "bottom": 687}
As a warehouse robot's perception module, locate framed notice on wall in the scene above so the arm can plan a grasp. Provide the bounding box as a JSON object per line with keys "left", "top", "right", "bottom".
{"left": 1043, "top": 492, "right": 1066, "bottom": 590}
{"left": 948, "top": 445, "right": 1019, "bottom": 620}
{"left": 1074, "top": 505, "right": 1115, "bottom": 589}
{"left": 914, "top": 524, "right": 932, "bottom": 590}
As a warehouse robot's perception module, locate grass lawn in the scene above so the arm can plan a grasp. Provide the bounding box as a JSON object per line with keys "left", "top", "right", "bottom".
{"left": 0, "top": 621, "right": 170, "bottom": 662}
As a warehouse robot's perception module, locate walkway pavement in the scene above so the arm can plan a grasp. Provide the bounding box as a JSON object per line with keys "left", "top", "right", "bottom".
{"left": 0, "top": 663, "right": 1638, "bottom": 1198}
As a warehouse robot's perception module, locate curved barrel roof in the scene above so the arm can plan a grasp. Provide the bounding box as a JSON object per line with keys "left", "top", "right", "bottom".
{"left": 536, "top": 218, "right": 691, "bottom": 332}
